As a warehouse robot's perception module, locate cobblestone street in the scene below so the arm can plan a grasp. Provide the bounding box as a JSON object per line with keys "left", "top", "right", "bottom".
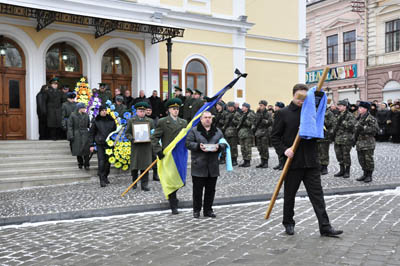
{"left": 1, "top": 189, "right": 400, "bottom": 266}
{"left": 0, "top": 142, "right": 399, "bottom": 225}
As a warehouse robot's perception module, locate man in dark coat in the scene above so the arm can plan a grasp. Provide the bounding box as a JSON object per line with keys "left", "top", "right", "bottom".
{"left": 44, "top": 77, "right": 64, "bottom": 140}
{"left": 133, "top": 90, "right": 150, "bottom": 105}
{"left": 125, "top": 102, "right": 155, "bottom": 191}
{"left": 36, "top": 85, "right": 48, "bottom": 140}
{"left": 114, "top": 95, "right": 127, "bottom": 117}
{"left": 123, "top": 89, "right": 134, "bottom": 110}
{"left": 388, "top": 102, "right": 400, "bottom": 143}
{"left": 97, "top": 83, "right": 112, "bottom": 105}
{"left": 183, "top": 88, "right": 195, "bottom": 122}
{"left": 273, "top": 101, "right": 286, "bottom": 170}
{"left": 68, "top": 103, "right": 91, "bottom": 169}
{"left": 89, "top": 105, "right": 117, "bottom": 187}
{"left": 61, "top": 85, "right": 71, "bottom": 103}
{"left": 190, "top": 89, "right": 204, "bottom": 120}
{"left": 271, "top": 83, "right": 343, "bottom": 237}
{"left": 376, "top": 103, "right": 390, "bottom": 141}
{"left": 186, "top": 111, "right": 226, "bottom": 218}
{"left": 151, "top": 98, "right": 188, "bottom": 214}
{"left": 148, "top": 90, "right": 162, "bottom": 120}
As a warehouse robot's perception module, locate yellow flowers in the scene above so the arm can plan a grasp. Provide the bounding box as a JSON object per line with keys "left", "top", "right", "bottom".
{"left": 105, "top": 149, "right": 113, "bottom": 155}
{"left": 109, "top": 157, "right": 116, "bottom": 164}
{"left": 75, "top": 77, "right": 91, "bottom": 104}
{"left": 115, "top": 162, "right": 122, "bottom": 169}
{"left": 122, "top": 165, "right": 129, "bottom": 171}
{"left": 107, "top": 140, "right": 114, "bottom": 147}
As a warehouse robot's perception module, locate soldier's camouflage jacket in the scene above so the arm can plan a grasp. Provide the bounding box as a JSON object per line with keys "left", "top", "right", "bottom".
{"left": 233, "top": 110, "right": 256, "bottom": 139}
{"left": 221, "top": 110, "right": 238, "bottom": 138}
{"left": 334, "top": 110, "right": 356, "bottom": 145}
{"left": 354, "top": 112, "right": 379, "bottom": 151}
{"left": 317, "top": 109, "right": 336, "bottom": 143}
{"left": 252, "top": 109, "right": 273, "bottom": 137}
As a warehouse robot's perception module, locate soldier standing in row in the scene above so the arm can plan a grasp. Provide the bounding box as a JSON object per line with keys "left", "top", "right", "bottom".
{"left": 183, "top": 88, "right": 195, "bottom": 123}
{"left": 114, "top": 95, "right": 127, "bottom": 116}
{"left": 97, "top": 83, "right": 112, "bottom": 105}
{"left": 126, "top": 102, "right": 155, "bottom": 191}
{"left": 152, "top": 98, "right": 188, "bottom": 214}
{"left": 44, "top": 77, "right": 64, "bottom": 140}
{"left": 334, "top": 100, "right": 356, "bottom": 179}
{"left": 213, "top": 102, "right": 226, "bottom": 164}
{"left": 191, "top": 90, "right": 205, "bottom": 119}
{"left": 221, "top": 102, "right": 239, "bottom": 166}
{"left": 317, "top": 106, "right": 336, "bottom": 175}
{"left": 67, "top": 103, "right": 91, "bottom": 170}
{"left": 173, "top": 86, "right": 186, "bottom": 118}
{"left": 61, "top": 92, "right": 77, "bottom": 132}
{"left": 234, "top": 102, "right": 256, "bottom": 167}
{"left": 253, "top": 100, "right": 273, "bottom": 168}
{"left": 354, "top": 101, "right": 379, "bottom": 183}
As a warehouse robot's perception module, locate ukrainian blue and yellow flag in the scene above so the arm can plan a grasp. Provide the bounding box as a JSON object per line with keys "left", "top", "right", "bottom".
{"left": 158, "top": 70, "right": 247, "bottom": 199}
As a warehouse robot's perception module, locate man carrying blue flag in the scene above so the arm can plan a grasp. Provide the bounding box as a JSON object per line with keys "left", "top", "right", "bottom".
{"left": 271, "top": 83, "right": 343, "bottom": 237}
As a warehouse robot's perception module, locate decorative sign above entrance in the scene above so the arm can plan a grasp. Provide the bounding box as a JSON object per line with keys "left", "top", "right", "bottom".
{"left": 306, "top": 64, "right": 358, "bottom": 84}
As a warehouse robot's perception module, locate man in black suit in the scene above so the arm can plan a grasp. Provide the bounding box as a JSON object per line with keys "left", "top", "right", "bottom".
{"left": 271, "top": 83, "right": 343, "bottom": 237}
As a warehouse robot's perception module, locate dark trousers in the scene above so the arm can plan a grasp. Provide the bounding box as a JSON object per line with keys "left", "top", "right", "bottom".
{"left": 38, "top": 117, "right": 48, "bottom": 140}
{"left": 77, "top": 155, "right": 90, "bottom": 167}
{"left": 192, "top": 176, "right": 218, "bottom": 213}
{"left": 97, "top": 145, "right": 110, "bottom": 179}
{"left": 283, "top": 167, "right": 331, "bottom": 231}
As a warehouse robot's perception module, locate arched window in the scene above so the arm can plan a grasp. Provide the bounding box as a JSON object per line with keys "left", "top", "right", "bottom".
{"left": 185, "top": 59, "right": 207, "bottom": 95}
{"left": 383, "top": 80, "right": 400, "bottom": 102}
{"left": 0, "top": 37, "right": 24, "bottom": 68}
{"left": 102, "top": 48, "right": 132, "bottom": 96}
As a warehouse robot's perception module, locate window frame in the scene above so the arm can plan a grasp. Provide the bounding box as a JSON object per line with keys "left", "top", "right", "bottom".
{"left": 385, "top": 19, "right": 400, "bottom": 53}
{"left": 185, "top": 59, "right": 207, "bottom": 95}
{"left": 159, "top": 69, "right": 182, "bottom": 101}
{"left": 45, "top": 43, "right": 82, "bottom": 78}
{"left": 343, "top": 30, "right": 356, "bottom": 62}
{"left": 327, "top": 34, "right": 338, "bottom": 65}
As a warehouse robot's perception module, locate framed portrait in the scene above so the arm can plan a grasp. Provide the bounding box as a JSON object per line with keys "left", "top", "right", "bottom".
{"left": 133, "top": 122, "right": 151, "bottom": 143}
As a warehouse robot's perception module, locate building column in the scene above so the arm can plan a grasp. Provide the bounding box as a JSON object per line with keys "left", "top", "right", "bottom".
{"left": 144, "top": 36, "right": 160, "bottom": 97}
{"left": 233, "top": 29, "right": 246, "bottom": 104}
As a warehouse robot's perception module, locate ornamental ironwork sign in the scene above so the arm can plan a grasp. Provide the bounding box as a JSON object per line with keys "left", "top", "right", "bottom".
{"left": 351, "top": 0, "right": 366, "bottom": 13}
{"left": 0, "top": 3, "right": 184, "bottom": 44}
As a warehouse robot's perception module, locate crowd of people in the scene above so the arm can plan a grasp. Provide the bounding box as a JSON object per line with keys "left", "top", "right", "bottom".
{"left": 36, "top": 77, "right": 400, "bottom": 232}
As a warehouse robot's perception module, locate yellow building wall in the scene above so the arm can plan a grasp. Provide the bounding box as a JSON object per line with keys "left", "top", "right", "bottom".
{"left": 8, "top": 22, "right": 145, "bottom": 55}
{"left": 211, "top": 0, "right": 233, "bottom": 16}
{"left": 246, "top": 0, "right": 299, "bottom": 40}
{"left": 160, "top": 0, "right": 183, "bottom": 7}
{"left": 180, "top": 28, "right": 232, "bottom": 45}
{"left": 246, "top": 60, "right": 298, "bottom": 107}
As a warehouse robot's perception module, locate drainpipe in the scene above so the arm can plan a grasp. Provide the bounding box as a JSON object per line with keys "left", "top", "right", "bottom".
{"left": 364, "top": 0, "right": 369, "bottom": 101}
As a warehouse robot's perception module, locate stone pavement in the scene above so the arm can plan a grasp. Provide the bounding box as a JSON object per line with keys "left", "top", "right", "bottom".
{"left": 1, "top": 189, "right": 400, "bottom": 266}
{"left": 0, "top": 142, "right": 399, "bottom": 225}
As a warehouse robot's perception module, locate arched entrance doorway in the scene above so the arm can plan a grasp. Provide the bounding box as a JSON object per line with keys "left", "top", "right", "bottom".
{"left": 46, "top": 42, "right": 82, "bottom": 90}
{"left": 0, "top": 36, "right": 26, "bottom": 140}
{"left": 101, "top": 48, "right": 132, "bottom": 96}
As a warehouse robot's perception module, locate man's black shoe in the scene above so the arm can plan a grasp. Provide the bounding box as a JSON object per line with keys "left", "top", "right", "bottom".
{"left": 284, "top": 225, "right": 295, "bottom": 235}
{"left": 84, "top": 165, "right": 90, "bottom": 170}
{"left": 320, "top": 165, "right": 328, "bottom": 175}
{"left": 105, "top": 177, "right": 110, "bottom": 184}
{"left": 273, "top": 164, "right": 280, "bottom": 170}
{"left": 171, "top": 208, "right": 179, "bottom": 215}
{"left": 78, "top": 165, "right": 83, "bottom": 169}
{"left": 320, "top": 228, "right": 343, "bottom": 237}
{"left": 193, "top": 211, "right": 200, "bottom": 218}
{"left": 204, "top": 211, "right": 216, "bottom": 218}
{"left": 141, "top": 186, "right": 150, "bottom": 192}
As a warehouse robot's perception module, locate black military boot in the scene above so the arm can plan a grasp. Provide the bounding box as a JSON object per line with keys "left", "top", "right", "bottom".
{"left": 356, "top": 171, "right": 366, "bottom": 181}
{"left": 343, "top": 166, "right": 350, "bottom": 178}
{"left": 219, "top": 158, "right": 226, "bottom": 165}
{"left": 363, "top": 171, "right": 372, "bottom": 183}
{"left": 169, "top": 198, "right": 179, "bottom": 215}
{"left": 278, "top": 159, "right": 284, "bottom": 170}
{"left": 256, "top": 159, "right": 264, "bottom": 168}
{"left": 261, "top": 159, "right": 268, "bottom": 168}
{"left": 99, "top": 176, "right": 107, "bottom": 187}
{"left": 232, "top": 157, "right": 238, "bottom": 166}
{"left": 273, "top": 164, "right": 280, "bottom": 170}
{"left": 104, "top": 176, "right": 110, "bottom": 184}
{"left": 153, "top": 170, "right": 160, "bottom": 181}
{"left": 141, "top": 171, "right": 150, "bottom": 191}
{"left": 334, "top": 164, "right": 345, "bottom": 177}
{"left": 320, "top": 165, "right": 328, "bottom": 175}
{"left": 131, "top": 170, "right": 138, "bottom": 189}
{"left": 239, "top": 160, "right": 250, "bottom": 167}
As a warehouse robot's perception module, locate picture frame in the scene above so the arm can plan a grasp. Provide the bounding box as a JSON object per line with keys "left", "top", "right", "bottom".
{"left": 133, "top": 122, "right": 151, "bottom": 143}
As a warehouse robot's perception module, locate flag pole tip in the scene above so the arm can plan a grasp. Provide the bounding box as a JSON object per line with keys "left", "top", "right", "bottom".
{"left": 234, "top": 68, "right": 248, "bottom": 78}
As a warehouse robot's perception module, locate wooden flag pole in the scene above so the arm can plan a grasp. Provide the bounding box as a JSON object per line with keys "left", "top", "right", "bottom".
{"left": 121, "top": 159, "right": 158, "bottom": 197}
{"left": 264, "top": 67, "right": 330, "bottom": 219}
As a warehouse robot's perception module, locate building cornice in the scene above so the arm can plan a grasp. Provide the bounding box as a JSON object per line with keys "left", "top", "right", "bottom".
{"left": 246, "top": 34, "right": 303, "bottom": 44}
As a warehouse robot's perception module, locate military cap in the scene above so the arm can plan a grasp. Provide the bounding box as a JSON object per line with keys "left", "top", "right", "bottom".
{"left": 76, "top": 102, "right": 86, "bottom": 110}
{"left": 358, "top": 101, "right": 370, "bottom": 109}
{"left": 227, "top": 101, "right": 235, "bottom": 107}
{"left": 217, "top": 102, "right": 224, "bottom": 107}
{"left": 259, "top": 100, "right": 268, "bottom": 106}
{"left": 49, "top": 77, "right": 59, "bottom": 84}
{"left": 337, "top": 100, "right": 348, "bottom": 106}
{"left": 134, "top": 102, "right": 151, "bottom": 110}
{"left": 174, "top": 86, "right": 182, "bottom": 92}
{"left": 242, "top": 102, "right": 250, "bottom": 109}
{"left": 275, "top": 102, "right": 285, "bottom": 108}
{"left": 165, "top": 98, "right": 182, "bottom": 108}
{"left": 194, "top": 89, "right": 203, "bottom": 95}
{"left": 98, "top": 83, "right": 107, "bottom": 87}
{"left": 115, "top": 95, "right": 124, "bottom": 102}
{"left": 186, "top": 88, "right": 193, "bottom": 94}
{"left": 66, "top": 92, "right": 76, "bottom": 99}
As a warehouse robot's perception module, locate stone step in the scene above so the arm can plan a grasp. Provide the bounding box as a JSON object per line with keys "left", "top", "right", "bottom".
{"left": 0, "top": 140, "right": 70, "bottom": 149}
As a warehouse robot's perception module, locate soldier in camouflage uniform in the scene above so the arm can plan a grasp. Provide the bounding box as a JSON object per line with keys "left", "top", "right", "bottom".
{"left": 214, "top": 102, "right": 226, "bottom": 164}
{"left": 317, "top": 107, "right": 336, "bottom": 175}
{"left": 221, "top": 102, "right": 239, "bottom": 166}
{"left": 252, "top": 100, "right": 273, "bottom": 168}
{"left": 233, "top": 102, "right": 256, "bottom": 167}
{"left": 333, "top": 100, "right": 356, "bottom": 178}
{"left": 354, "top": 101, "right": 379, "bottom": 183}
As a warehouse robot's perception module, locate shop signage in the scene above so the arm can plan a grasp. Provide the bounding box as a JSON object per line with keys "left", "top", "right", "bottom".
{"left": 306, "top": 64, "right": 357, "bottom": 84}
